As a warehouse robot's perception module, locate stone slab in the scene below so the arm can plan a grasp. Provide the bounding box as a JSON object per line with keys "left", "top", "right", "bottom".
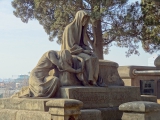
{"left": 60, "top": 86, "right": 141, "bottom": 109}
{"left": 49, "top": 107, "right": 80, "bottom": 115}
{"left": 46, "top": 99, "right": 83, "bottom": 108}
{"left": 122, "top": 111, "right": 160, "bottom": 120}
{"left": 79, "top": 109, "right": 101, "bottom": 120}
{"left": 0, "top": 109, "right": 18, "bottom": 120}
{"left": 16, "top": 110, "right": 51, "bottom": 120}
{"left": 119, "top": 101, "right": 160, "bottom": 112}
{"left": 0, "top": 98, "right": 52, "bottom": 111}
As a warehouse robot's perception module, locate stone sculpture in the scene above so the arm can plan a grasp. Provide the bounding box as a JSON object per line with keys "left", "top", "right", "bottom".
{"left": 61, "top": 10, "right": 99, "bottom": 86}
{"left": 11, "top": 10, "right": 107, "bottom": 98}
{"left": 11, "top": 50, "right": 83, "bottom": 98}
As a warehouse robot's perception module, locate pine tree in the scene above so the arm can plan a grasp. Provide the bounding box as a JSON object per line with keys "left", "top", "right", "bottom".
{"left": 141, "top": 0, "right": 160, "bottom": 54}
{"left": 11, "top": 0, "right": 142, "bottom": 58}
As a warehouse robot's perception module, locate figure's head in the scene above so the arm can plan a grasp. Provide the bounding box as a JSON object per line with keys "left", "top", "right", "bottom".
{"left": 75, "top": 10, "right": 90, "bottom": 26}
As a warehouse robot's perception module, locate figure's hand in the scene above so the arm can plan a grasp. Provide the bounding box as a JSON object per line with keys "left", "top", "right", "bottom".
{"left": 83, "top": 50, "right": 92, "bottom": 55}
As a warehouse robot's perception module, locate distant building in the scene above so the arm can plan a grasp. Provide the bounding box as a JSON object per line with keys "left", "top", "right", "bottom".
{"left": 148, "top": 54, "right": 159, "bottom": 66}
{"left": 0, "top": 82, "right": 5, "bottom": 88}
{"left": 14, "top": 75, "right": 29, "bottom": 83}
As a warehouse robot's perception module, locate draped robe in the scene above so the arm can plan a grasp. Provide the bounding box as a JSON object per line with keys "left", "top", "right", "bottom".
{"left": 61, "top": 10, "right": 99, "bottom": 84}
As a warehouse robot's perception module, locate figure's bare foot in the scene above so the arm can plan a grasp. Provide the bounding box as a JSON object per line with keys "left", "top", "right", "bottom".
{"left": 89, "top": 80, "right": 98, "bottom": 86}
{"left": 82, "top": 81, "right": 90, "bottom": 86}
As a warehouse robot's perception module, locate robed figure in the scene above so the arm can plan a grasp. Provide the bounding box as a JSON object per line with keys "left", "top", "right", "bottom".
{"left": 61, "top": 10, "right": 99, "bottom": 86}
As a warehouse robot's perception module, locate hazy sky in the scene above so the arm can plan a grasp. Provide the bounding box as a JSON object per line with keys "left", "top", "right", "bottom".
{"left": 0, "top": 0, "right": 157, "bottom": 78}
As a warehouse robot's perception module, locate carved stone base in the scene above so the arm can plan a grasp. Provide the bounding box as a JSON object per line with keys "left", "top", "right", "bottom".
{"left": 60, "top": 86, "right": 141, "bottom": 109}
{"left": 99, "top": 60, "right": 124, "bottom": 86}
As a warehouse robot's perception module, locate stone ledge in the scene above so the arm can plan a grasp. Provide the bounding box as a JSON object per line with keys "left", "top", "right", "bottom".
{"left": 0, "top": 98, "right": 52, "bottom": 111}
{"left": 99, "top": 60, "right": 118, "bottom": 67}
{"left": 46, "top": 99, "right": 83, "bottom": 108}
{"left": 119, "top": 101, "right": 160, "bottom": 113}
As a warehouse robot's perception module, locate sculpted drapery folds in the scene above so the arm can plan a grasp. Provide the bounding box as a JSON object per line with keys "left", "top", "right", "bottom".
{"left": 61, "top": 10, "right": 99, "bottom": 86}
{"left": 11, "top": 50, "right": 82, "bottom": 98}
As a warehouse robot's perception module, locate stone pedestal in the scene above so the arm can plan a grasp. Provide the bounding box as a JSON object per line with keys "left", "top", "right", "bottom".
{"left": 99, "top": 60, "right": 124, "bottom": 86}
{"left": 0, "top": 86, "right": 141, "bottom": 120}
{"left": 46, "top": 99, "right": 83, "bottom": 120}
{"left": 119, "top": 101, "right": 160, "bottom": 120}
{"left": 60, "top": 86, "right": 141, "bottom": 109}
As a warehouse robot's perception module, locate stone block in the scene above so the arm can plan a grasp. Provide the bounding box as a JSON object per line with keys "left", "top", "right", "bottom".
{"left": 0, "top": 98, "right": 51, "bottom": 111}
{"left": 98, "top": 107, "right": 123, "bottom": 120}
{"left": 141, "top": 95, "right": 157, "bottom": 102}
{"left": 47, "top": 99, "right": 82, "bottom": 120}
{"left": 122, "top": 112, "right": 160, "bottom": 120}
{"left": 120, "top": 101, "right": 160, "bottom": 120}
{"left": 99, "top": 60, "right": 124, "bottom": 86}
{"left": 0, "top": 109, "right": 18, "bottom": 120}
{"left": 16, "top": 110, "right": 51, "bottom": 120}
{"left": 49, "top": 107, "right": 80, "bottom": 115}
{"left": 79, "top": 109, "right": 101, "bottom": 120}
{"left": 60, "top": 86, "right": 141, "bottom": 109}
{"left": 119, "top": 101, "right": 160, "bottom": 112}
{"left": 46, "top": 99, "right": 83, "bottom": 108}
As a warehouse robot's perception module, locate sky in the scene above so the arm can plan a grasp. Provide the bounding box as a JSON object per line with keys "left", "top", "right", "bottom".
{"left": 0, "top": 0, "right": 158, "bottom": 78}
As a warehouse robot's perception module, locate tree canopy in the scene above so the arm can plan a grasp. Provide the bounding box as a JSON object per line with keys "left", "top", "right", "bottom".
{"left": 141, "top": 0, "right": 160, "bottom": 54}
{"left": 11, "top": 0, "right": 160, "bottom": 59}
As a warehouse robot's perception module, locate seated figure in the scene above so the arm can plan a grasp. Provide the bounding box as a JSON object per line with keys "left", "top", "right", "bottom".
{"left": 61, "top": 10, "right": 99, "bottom": 86}
{"left": 11, "top": 50, "right": 83, "bottom": 98}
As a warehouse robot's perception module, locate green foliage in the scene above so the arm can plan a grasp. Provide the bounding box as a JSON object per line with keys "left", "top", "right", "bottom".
{"left": 141, "top": 0, "right": 160, "bottom": 54}
{"left": 11, "top": 0, "right": 160, "bottom": 57}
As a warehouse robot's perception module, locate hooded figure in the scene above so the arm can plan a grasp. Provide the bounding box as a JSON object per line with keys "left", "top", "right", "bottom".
{"left": 61, "top": 10, "right": 99, "bottom": 85}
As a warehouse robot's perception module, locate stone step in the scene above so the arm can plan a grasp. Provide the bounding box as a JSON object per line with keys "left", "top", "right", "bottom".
{"left": 0, "top": 109, "right": 51, "bottom": 120}
{"left": 0, "top": 98, "right": 51, "bottom": 111}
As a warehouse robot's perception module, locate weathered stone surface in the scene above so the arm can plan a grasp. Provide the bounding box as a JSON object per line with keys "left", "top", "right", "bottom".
{"left": 60, "top": 86, "right": 141, "bottom": 109}
{"left": 16, "top": 110, "right": 51, "bottom": 120}
{"left": 141, "top": 95, "right": 157, "bottom": 102}
{"left": 79, "top": 109, "right": 101, "bottom": 120}
{"left": 0, "top": 109, "right": 18, "bottom": 120}
{"left": 119, "top": 101, "right": 160, "bottom": 112}
{"left": 46, "top": 99, "right": 82, "bottom": 120}
{"left": 49, "top": 107, "right": 80, "bottom": 115}
{"left": 51, "top": 115, "right": 79, "bottom": 120}
{"left": 0, "top": 98, "right": 51, "bottom": 111}
{"left": 122, "top": 111, "right": 160, "bottom": 120}
{"left": 98, "top": 107, "right": 123, "bottom": 120}
{"left": 46, "top": 99, "right": 83, "bottom": 108}
{"left": 99, "top": 60, "right": 124, "bottom": 86}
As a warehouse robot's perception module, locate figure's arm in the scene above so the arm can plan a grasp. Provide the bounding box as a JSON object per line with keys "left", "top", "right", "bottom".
{"left": 82, "top": 45, "right": 92, "bottom": 50}
{"left": 70, "top": 45, "right": 83, "bottom": 55}
{"left": 61, "top": 66, "right": 82, "bottom": 73}
{"left": 48, "top": 51, "right": 82, "bottom": 73}
{"left": 70, "top": 49, "right": 83, "bottom": 55}
{"left": 72, "top": 55, "right": 84, "bottom": 72}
